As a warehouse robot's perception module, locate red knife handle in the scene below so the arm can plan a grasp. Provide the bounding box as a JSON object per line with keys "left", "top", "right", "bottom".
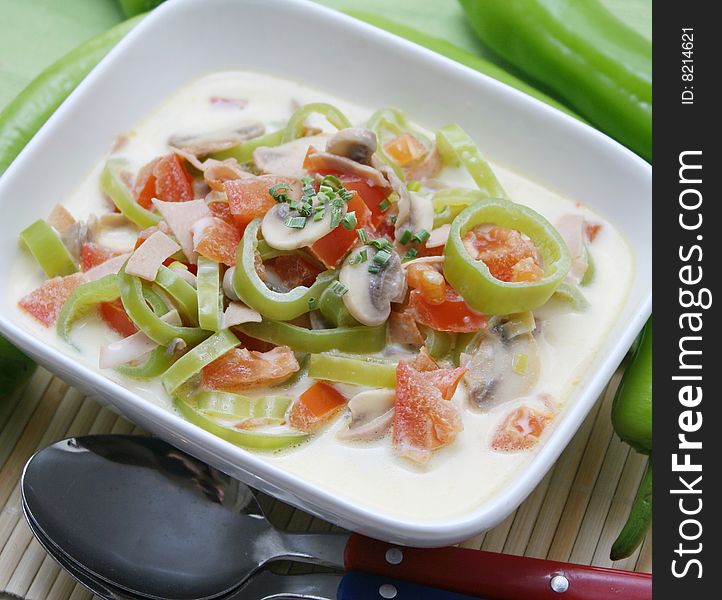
{"left": 344, "top": 533, "right": 651, "bottom": 600}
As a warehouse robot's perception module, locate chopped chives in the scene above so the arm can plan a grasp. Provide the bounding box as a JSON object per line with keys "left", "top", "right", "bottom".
{"left": 390, "top": 215, "right": 398, "bottom": 224}
{"left": 378, "top": 198, "right": 390, "bottom": 212}
{"left": 284, "top": 215, "right": 307, "bottom": 229}
{"left": 403, "top": 248, "right": 419, "bottom": 261}
{"left": 341, "top": 211, "right": 358, "bottom": 230}
{"left": 357, "top": 228, "right": 369, "bottom": 244}
{"left": 368, "top": 264, "right": 381, "bottom": 274}
{"left": 412, "top": 229, "right": 431, "bottom": 243}
{"left": 358, "top": 249, "right": 368, "bottom": 263}
{"left": 308, "top": 297, "right": 318, "bottom": 310}
{"left": 373, "top": 249, "right": 392, "bottom": 266}
{"left": 329, "top": 280, "right": 349, "bottom": 296}
{"left": 313, "top": 206, "right": 325, "bottom": 222}
{"left": 369, "top": 238, "right": 393, "bottom": 251}
{"left": 406, "top": 180, "right": 422, "bottom": 192}
{"left": 399, "top": 230, "right": 413, "bottom": 245}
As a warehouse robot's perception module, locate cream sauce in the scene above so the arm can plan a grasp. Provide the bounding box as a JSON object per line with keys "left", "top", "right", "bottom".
{"left": 9, "top": 71, "right": 633, "bottom": 520}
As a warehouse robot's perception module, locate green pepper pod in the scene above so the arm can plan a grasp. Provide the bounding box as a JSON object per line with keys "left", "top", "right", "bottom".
{"left": 161, "top": 329, "right": 239, "bottom": 394}
{"left": 0, "top": 336, "right": 37, "bottom": 397}
{"left": 444, "top": 198, "right": 570, "bottom": 314}
{"left": 118, "top": 267, "right": 209, "bottom": 346}
{"left": 308, "top": 354, "right": 397, "bottom": 388}
{"left": 233, "top": 219, "right": 335, "bottom": 321}
{"left": 56, "top": 275, "right": 120, "bottom": 343}
{"left": 19, "top": 219, "right": 78, "bottom": 278}
{"left": 237, "top": 320, "right": 387, "bottom": 355}
{"left": 458, "top": 0, "right": 651, "bottom": 161}
{"left": 0, "top": 15, "right": 144, "bottom": 175}
{"left": 100, "top": 160, "right": 161, "bottom": 229}
{"left": 175, "top": 394, "right": 308, "bottom": 451}
{"left": 612, "top": 322, "right": 652, "bottom": 454}
{"left": 436, "top": 124, "right": 507, "bottom": 198}
{"left": 610, "top": 460, "right": 652, "bottom": 561}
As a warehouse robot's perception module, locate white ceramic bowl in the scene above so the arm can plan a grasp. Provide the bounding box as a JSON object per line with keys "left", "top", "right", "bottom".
{"left": 0, "top": 0, "right": 650, "bottom": 546}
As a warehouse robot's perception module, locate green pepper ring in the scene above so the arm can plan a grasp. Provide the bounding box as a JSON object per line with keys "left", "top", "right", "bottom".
{"left": 444, "top": 198, "right": 571, "bottom": 315}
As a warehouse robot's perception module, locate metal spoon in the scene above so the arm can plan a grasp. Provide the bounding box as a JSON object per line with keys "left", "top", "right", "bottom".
{"left": 21, "top": 435, "right": 348, "bottom": 600}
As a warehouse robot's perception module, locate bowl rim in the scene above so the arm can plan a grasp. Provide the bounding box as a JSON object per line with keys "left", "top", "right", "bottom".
{"left": 0, "top": 0, "right": 651, "bottom": 546}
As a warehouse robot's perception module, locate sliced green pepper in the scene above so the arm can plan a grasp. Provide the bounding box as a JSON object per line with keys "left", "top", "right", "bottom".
{"left": 56, "top": 275, "right": 119, "bottom": 342}
{"left": 195, "top": 391, "right": 291, "bottom": 421}
{"left": 161, "top": 329, "right": 239, "bottom": 394}
{"left": 422, "top": 327, "right": 456, "bottom": 360}
{"left": 175, "top": 394, "right": 308, "bottom": 451}
{"left": 444, "top": 198, "right": 570, "bottom": 314}
{"left": 281, "top": 102, "right": 352, "bottom": 144}
{"left": 20, "top": 219, "right": 78, "bottom": 277}
{"left": 116, "top": 346, "right": 176, "bottom": 380}
{"left": 210, "top": 129, "right": 285, "bottom": 165}
{"left": 196, "top": 257, "right": 222, "bottom": 332}
{"left": 436, "top": 124, "right": 507, "bottom": 198}
{"left": 154, "top": 266, "right": 199, "bottom": 325}
{"left": 554, "top": 281, "right": 589, "bottom": 311}
{"left": 367, "top": 107, "right": 427, "bottom": 179}
{"left": 318, "top": 286, "right": 359, "bottom": 328}
{"left": 233, "top": 219, "right": 335, "bottom": 321}
{"left": 100, "top": 159, "right": 161, "bottom": 229}
{"left": 308, "top": 353, "right": 397, "bottom": 388}
{"left": 118, "top": 267, "right": 208, "bottom": 346}
{"left": 237, "top": 320, "right": 387, "bottom": 354}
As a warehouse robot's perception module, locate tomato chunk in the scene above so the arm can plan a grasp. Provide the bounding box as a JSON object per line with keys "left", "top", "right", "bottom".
{"left": 409, "top": 288, "right": 486, "bottom": 333}
{"left": 309, "top": 192, "right": 371, "bottom": 268}
{"left": 80, "top": 242, "right": 121, "bottom": 271}
{"left": 18, "top": 274, "right": 86, "bottom": 327}
{"left": 383, "top": 132, "right": 428, "bottom": 167}
{"left": 410, "top": 350, "right": 467, "bottom": 400}
{"left": 491, "top": 405, "right": 553, "bottom": 452}
{"left": 99, "top": 299, "right": 137, "bottom": 338}
{"left": 224, "top": 175, "right": 297, "bottom": 229}
{"left": 135, "top": 154, "right": 194, "bottom": 209}
{"left": 406, "top": 263, "right": 446, "bottom": 305}
{"left": 463, "top": 225, "right": 542, "bottom": 283}
{"left": 202, "top": 346, "right": 299, "bottom": 392}
{"left": 338, "top": 175, "right": 390, "bottom": 228}
{"left": 194, "top": 218, "right": 242, "bottom": 266}
{"left": 288, "top": 382, "right": 347, "bottom": 432}
{"left": 271, "top": 254, "right": 322, "bottom": 289}
{"left": 393, "top": 361, "right": 463, "bottom": 463}
{"left": 208, "top": 199, "right": 235, "bottom": 224}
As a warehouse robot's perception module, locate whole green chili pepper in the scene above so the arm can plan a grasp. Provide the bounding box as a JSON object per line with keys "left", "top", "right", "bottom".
{"left": 610, "top": 322, "right": 652, "bottom": 559}
{"left": 458, "top": 0, "right": 651, "bottom": 161}
{"left": 117, "top": 1, "right": 164, "bottom": 18}
{"left": 0, "top": 14, "right": 144, "bottom": 175}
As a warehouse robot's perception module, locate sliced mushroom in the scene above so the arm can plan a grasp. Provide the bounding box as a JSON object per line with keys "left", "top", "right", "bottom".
{"left": 61, "top": 220, "right": 92, "bottom": 260}
{"left": 261, "top": 200, "right": 345, "bottom": 251}
{"left": 305, "top": 149, "right": 389, "bottom": 188}
{"left": 381, "top": 166, "right": 434, "bottom": 241}
{"left": 253, "top": 135, "right": 329, "bottom": 178}
{"left": 339, "top": 245, "right": 405, "bottom": 327}
{"left": 337, "top": 389, "right": 395, "bottom": 441}
{"left": 326, "top": 128, "right": 377, "bottom": 165}
{"left": 556, "top": 214, "right": 589, "bottom": 284}
{"left": 168, "top": 122, "right": 265, "bottom": 156}
{"left": 462, "top": 330, "right": 541, "bottom": 411}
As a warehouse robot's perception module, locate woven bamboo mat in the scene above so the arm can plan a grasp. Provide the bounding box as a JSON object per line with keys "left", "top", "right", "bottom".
{"left": 0, "top": 367, "right": 651, "bottom": 600}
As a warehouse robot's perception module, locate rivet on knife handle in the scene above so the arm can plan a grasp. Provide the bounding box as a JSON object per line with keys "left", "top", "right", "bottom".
{"left": 344, "top": 534, "right": 652, "bottom": 600}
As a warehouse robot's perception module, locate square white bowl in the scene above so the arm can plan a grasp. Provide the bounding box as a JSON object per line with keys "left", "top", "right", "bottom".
{"left": 0, "top": 0, "right": 651, "bottom": 546}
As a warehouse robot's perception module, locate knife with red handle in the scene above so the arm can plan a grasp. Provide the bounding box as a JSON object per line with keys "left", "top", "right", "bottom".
{"left": 343, "top": 533, "right": 652, "bottom": 600}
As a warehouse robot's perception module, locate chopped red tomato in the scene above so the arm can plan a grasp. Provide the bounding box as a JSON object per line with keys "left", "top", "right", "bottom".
{"left": 208, "top": 200, "right": 235, "bottom": 224}
{"left": 338, "top": 175, "right": 390, "bottom": 228}
{"left": 18, "top": 274, "right": 86, "bottom": 327}
{"left": 99, "top": 299, "right": 137, "bottom": 337}
{"left": 80, "top": 242, "right": 121, "bottom": 271}
{"left": 135, "top": 154, "right": 194, "bottom": 209}
{"left": 388, "top": 309, "right": 424, "bottom": 346}
{"left": 288, "top": 382, "right": 346, "bottom": 432}
{"left": 491, "top": 406, "right": 553, "bottom": 452}
{"left": 393, "top": 361, "right": 463, "bottom": 463}
{"left": 383, "top": 132, "right": 427, "bottom": 167}
{"left": 406, "top": 263, "right": 446, "bottom": 305}
{"left": 202, "top": 346, "right": 299, "bottom": 392}
{"left": 224, "top": 175, "right": 297, "bottom": 229}
{"left": 271, "top": 254, "right": 322, "bottom": 289}
{"left": 409, "top": 288, "right": 486, "bottom": 333}
{"left": 309, "top": 192, "right": 371, "bottom": 268}
{"left": 194, "top": 218, "right": 242, "bottom": 266}
{"left": 463, "top": 225, "right": 542, "bottom": 283}
{"left": 410, "top": 350, "right": 467, "bottom": 400}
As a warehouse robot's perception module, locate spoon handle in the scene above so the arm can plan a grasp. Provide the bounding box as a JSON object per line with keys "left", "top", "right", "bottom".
{"left": 344, "top": 534, "right": 652, "bottom": 600}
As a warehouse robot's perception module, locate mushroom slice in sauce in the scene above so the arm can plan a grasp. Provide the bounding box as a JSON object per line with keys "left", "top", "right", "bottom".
{"left": 305, "top": 149, "right": 390, "bottom": 188}
{"left": 339, "top": 245, "right": 405, "bottom": 327}
{"left": 381, "top": 166, "right": 434, "bottom": 241}
{"left": 253, "top": 135, "right": 330, "bottom": 178}
{"left": 261, "top": 200, "right": 344, "bottom": 251}
{"left": 325, "top": 128, "right": 377, "bottom": 165}
{"left": 337, "top": 389, "right": 395, "bottom": 441}
{"left": 168, "top": 122, "right": 265, "bottom": 156}
{"left": 462, "top": 330, "right": 541, "bottom": 411}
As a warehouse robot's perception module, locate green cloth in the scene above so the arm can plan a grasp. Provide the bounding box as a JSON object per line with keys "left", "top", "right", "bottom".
{"left": 0, "top": 0, "right": 650, "bottom": 113}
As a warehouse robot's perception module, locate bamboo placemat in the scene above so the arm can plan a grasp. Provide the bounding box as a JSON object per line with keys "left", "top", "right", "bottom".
{"left": 0, "top": 367, "right": 651, "bottom": 600}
